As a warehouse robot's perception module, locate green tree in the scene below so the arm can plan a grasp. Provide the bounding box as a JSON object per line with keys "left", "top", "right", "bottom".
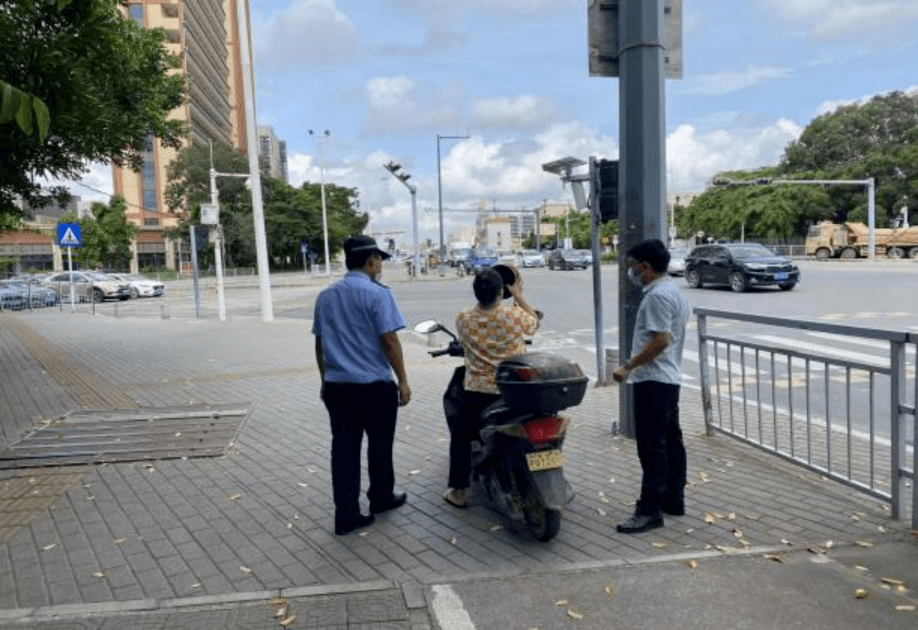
{"left": 526, "top": 211, "right": 618, "bottom": 250}
{"left": 59, "top": 195, "right": 137, "bottom": 270}
{"left": 1, "top": 0, "right": 187, "bottom": 220}
{"left": 165, "top": 143, "right": 367, "bottom": 269}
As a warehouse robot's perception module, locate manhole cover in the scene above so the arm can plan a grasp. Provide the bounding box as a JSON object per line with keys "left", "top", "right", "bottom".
{"left": 0, "top": 403, "right": 252, "bottom": 469}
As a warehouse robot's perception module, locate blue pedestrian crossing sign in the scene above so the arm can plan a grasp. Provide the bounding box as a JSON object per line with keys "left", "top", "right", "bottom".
{"left": 57, "top": 223, "right": 82, "bottom": 247}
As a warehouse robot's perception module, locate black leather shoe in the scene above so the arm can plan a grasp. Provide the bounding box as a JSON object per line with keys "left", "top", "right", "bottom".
{"left": 335, "top": 513, "right": 375, "bottom": 535}
{"left": 370, "top": 492, "right": 407, "bottom": 514}
{"left": 661, "top": 502, "right": 685, "bottom": 516}
{"left": 616, "top": 513, "right": 664, "bottom": 534}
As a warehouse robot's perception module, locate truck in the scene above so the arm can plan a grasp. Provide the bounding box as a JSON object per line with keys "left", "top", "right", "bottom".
{"left": 805, "top": 221, "right": 918, "bottom": 260}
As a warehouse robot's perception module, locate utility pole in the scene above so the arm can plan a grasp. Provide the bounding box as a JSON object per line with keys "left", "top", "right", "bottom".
{"left": 236, "top": 0, "right": 273, "bottom": 322}
{"left": 437, "top": 133, "right": 469, "bottom": 275}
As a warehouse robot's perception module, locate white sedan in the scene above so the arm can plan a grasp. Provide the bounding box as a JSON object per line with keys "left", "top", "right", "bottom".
{"left": 516, "top": 250, "right": 544, "bottom": 267}
{"left": 108, "top": 273, "right": 165, "bottom": 298}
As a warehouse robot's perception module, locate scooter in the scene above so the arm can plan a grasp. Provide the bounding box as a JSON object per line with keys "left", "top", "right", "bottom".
{"left": 415, "top": 320, "right": 588, "bottom": 541}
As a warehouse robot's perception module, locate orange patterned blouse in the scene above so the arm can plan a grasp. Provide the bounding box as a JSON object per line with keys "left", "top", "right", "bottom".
{"left": 456, "top": 304, "right": 539, "bottom": 394}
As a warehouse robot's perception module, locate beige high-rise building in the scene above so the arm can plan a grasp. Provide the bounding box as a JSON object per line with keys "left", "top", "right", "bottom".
{"left": 113, "top": 0, "right": 248, "bottom": 272}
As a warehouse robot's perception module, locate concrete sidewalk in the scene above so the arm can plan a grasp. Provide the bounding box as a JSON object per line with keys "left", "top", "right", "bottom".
{"left": 0, "top": 301, "right": 916, "bottom": 629}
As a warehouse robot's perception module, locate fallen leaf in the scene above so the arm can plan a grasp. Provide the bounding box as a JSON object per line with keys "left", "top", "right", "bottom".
{"left": 703, "top": 513, "right": 717, "bottom": 524}
{"left": 240, "top": 566, "right": 252, "bottom": 575}
{"left": 651, "top": 542, "right": 668, "bottom": 549}
{"left": 608, "top": 477, "right": 616, "bottom": 484}
{"left": 807, "top": 547, "right": 826, "bottom": 555}
{"left": 448, "top": 536, "right": 457, "bottom": 545}
{"left": 895, "top": 605, "right": 916, "bottom": 611}
{"left": 597, "top": 508, "right": 607, "bottom": 516}
{"left": 880, "top": 577, "right": 905, "bottom": 587}
{"left": 731, "top": 529, "right": 744, "bottom": 539}
{"left": 599, "top": 496, "right": 610, "bottom": 505}
{"left": 762, "top": 554, "right": 784, "bottom": 563}
{"left": 93, "top": 571, "right": 105, "bottom": 578}
{"left": 229, "top": 493, "right": 242, "bottom": 501}
{"left": 297, "top": 482, "right": 308, "bottom": 488}
{"left": 490, "top": 524, "right": 504, "bottom": 532}
{"left": 854, "top": 589, "right": 868, "bottom": 599}
{"left": 781, "top": 539, "right": 793, "bottom": 546}
{"left": 306, "top": 467, "right": 316, "bottom": 473}
{"left": 744, "top": 514, "right": 760, "bottom": 521}
{"left": 409, "top": 469, "right": 421, "bottom": 475}
{"left": 825, "top": 540, "right": 834, "bottom": 549}
{"left": 699, "top": 472, "right": 710, "bottom": 483}
{"left": 275, "top": 605, "right": 288, "bottom": 618}
{"left": 42, "top": 544, "right": 57, "bottom": 551}
{"left": 190, "top": 582, "right": 203, "bottom": 589}
{"left": 603, "top": 583, "right": 614, "bottom": 598}
{"left": 554, "top": 600, "right": 569, "bottom": 607}
{"left": 279, "top": 614, "right": 297, "bottom": 626}
{"left": 567, "top": 610, "right": 583, "bottom": 620}
{"left": 687, "top": 559, "right": 698, "bottom": 570}
{"left": 358, "top": 531, "right": 369, "bottom": 537}
{"left": 854, "top": 566, "right": 869, "bottom": 572}
{"left": 727, "top": 512, "right": 737, "bottom": 520}
{"left": 111, "top": 538, "right": 127, "bottom": 545}
{"left": 854, "top": 541, "right": 874, "bottom": 548}
{"left": 878, "top": 525, "right": 888, "bottom": 533}
{"left": 267, "top": 597, "right": 287, "bottom": 606}
{"left": 174, "top": 432, "right": 181, "bottom": 437}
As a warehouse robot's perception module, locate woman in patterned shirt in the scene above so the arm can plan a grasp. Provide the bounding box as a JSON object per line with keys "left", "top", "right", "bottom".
{"left": 444, "top": 267, "right": 540, "bottom": 508}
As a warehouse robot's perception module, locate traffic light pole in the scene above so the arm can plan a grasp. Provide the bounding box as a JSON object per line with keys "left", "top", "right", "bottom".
{"left": 617, "top": 0, "right": 668, "bottom": 438}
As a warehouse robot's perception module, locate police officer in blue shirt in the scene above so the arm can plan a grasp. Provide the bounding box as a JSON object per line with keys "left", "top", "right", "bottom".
{"left": 313, "top": 235, "right": 411, "bottom": 535}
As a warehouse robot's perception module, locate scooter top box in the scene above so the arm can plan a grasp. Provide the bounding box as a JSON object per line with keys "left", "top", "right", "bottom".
{"left": 495, "top": 352, "right": 588, "bottom": 412}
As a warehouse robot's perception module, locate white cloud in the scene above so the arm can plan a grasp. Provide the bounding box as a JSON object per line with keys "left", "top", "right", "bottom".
{"left": 254, "top": 0, "right": 360, "bottom": 70}
{"left": 687, "top": 66, "right": 793, "bottom": 96}
{"left": 761, "top": 0, "right": 918, "bottom": 41}
{"left": 470, "top": 95, "right": 560, "bottom": 130}
{"left": 666, "top": 118, "right": 803, "bottom": 190}
{"left": 361, "top": 75, "right": 459, "bottom": 134}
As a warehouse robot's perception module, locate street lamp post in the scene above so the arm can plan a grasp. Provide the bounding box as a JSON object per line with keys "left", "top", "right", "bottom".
{"left": 436, "top": 133, "right": 469, "bottom": 276}
{"left": 383, "top": 161, "right": 420, "bottom": 278}
{"left": 309, "top": 129, "right": 331, "bottom": 275}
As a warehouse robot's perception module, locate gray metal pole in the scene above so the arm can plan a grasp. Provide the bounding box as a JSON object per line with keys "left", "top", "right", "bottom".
{"left": 410, "top": 187, "right": 420, "bottom": 277}
{"left": 589, "top": 157, "right": 606, "bottom": 385}
{"left": 867, "top": 177, "right": 876, "bottom": 261}
{"left": 617, "top": 0, "right": 668, "bottom": 437}
{"left": 209, "top": 168, "right": 227, "bottom": 321}
{"left": 189, "top": 225, "right": 201, "bottom": 320}
{"left": 236, "top": 0, "right": 273, "bottom": 322}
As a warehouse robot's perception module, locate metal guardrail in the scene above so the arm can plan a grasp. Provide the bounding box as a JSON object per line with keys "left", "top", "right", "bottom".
{"left": 696, "top": 308, "right": 917, "bottom": 528}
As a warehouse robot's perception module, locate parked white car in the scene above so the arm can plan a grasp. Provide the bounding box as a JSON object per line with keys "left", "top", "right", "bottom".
{"left": 107, "top": 273, "right": 165, "bottom": 298}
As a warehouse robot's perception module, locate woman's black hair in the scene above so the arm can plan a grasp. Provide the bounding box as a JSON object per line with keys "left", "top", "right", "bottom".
{"left": 473, "top": 268, "right": 503, "bottom": 306}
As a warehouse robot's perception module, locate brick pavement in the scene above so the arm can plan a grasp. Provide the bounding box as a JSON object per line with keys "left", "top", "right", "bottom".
{"left": 0, "top": 278, "right": 914, "bottom": 626}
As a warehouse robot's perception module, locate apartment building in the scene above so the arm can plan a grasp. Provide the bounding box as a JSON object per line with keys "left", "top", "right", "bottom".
{"left": 113, "top": 0, "right": 248, "bottom": 272}
{"left": 257, "top": 126, "right": 289, "bottom": 183}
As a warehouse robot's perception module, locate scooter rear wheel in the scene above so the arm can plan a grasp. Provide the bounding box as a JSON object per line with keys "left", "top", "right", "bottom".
{"left": 525, "top": 504, "right": 561, "bottom": 542}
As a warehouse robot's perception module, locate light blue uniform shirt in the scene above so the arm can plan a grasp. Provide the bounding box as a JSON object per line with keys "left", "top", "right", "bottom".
{"left": 312, "top": 271, "right": 406, "bottom": 383}
{"left": 630, "top": 275, "right": 692, "bottom": 385}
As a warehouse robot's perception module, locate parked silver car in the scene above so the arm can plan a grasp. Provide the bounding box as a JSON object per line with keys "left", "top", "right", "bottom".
{"left": 42, "top": 272, "right": 131, "bottom": 303}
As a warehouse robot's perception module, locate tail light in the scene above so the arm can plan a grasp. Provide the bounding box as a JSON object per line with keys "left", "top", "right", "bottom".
{"left": 515, "top": 367, "right": 539, "bottom": 381}
{"left": 522, "top": 415, "right": 565, "bottom": 445}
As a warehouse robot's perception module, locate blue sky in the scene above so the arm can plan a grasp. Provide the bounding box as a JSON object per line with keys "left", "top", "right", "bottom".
{"left": 70, "top": 0, "right": 918, "bottom": 246}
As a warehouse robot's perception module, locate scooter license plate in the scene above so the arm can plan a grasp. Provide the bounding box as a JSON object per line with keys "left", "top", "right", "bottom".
{"left": 526, "top": 449, "right": 564, "bottom": 472}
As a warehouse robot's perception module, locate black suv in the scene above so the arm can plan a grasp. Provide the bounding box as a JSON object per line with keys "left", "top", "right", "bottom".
{"left": 685, "top": 243, "right": 799, "bottom": 292}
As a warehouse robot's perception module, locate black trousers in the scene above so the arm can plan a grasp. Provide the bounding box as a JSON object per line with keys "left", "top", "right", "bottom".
{"left": 322, "top": 380, "right": 398, "bottom": 525}
{"left": 633, "top": 381, "right": 686, "bottom": 517}
{"left": 448, "top": 390, "right": 500, "bottom": 490}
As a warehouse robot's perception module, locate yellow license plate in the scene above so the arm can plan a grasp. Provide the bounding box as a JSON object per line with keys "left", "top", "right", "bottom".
{"left": 526, "top": 449, "right": 564, "bottom": 472}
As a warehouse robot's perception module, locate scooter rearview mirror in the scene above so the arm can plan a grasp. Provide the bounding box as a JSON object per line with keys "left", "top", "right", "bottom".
{"left": 414, "top": 320, "right": 442, "bottom": 334}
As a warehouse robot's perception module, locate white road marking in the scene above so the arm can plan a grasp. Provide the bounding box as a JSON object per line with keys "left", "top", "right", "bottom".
{"left": 431, "top": 584, "right": 476, "bottom": 630}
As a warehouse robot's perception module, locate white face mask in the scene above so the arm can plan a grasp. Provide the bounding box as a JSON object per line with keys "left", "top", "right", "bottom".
{"left": 627, "top": 266, "right": 644, "bottom": 287}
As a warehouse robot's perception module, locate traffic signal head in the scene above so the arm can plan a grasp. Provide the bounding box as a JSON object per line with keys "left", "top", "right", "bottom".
{"left": 597, "top": 159, "right": 619, "bottom": 222}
